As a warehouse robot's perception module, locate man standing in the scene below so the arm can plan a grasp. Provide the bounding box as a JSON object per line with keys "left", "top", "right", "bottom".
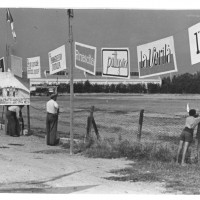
{"left": 46, "top": 93, "right": 59, "bottom": 145}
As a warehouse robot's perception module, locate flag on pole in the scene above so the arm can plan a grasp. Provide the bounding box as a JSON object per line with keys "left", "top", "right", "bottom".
{"left": 6, "top": 8, "right": 16, "bottom": 41}
{"left": 187, "top": 103, "right": 190, "bottom": 113}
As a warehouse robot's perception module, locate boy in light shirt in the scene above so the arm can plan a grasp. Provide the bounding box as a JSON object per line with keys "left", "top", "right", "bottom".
{"left": 176, "top": 109, "right": 200, "bottom": 166}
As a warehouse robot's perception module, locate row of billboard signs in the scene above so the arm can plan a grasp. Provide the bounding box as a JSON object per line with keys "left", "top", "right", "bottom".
{"left": 74, "top": 20, "right": 200, "bottom": 78}
{"left": 27, "top": 21, "right": 200, "bottom": 79}
{"left": 3, "top": 21, "right": 200, "bottom": 81}
{"left": 26, "top": 37, "right": 176, "bottom": 79}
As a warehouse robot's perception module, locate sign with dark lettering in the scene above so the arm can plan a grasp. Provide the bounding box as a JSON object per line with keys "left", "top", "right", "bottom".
{"left": 137, "top": 36, "right": 177, "bottom": 78}
{"left": 102, "top": 48, "right": 130, "bottom": 78}
{"left": 0, "top": 72, "right": 30, "bottom": 105}
{"left": 48, "top": 45, "right": 66, "bottom": 75}
{"left": 27, "top": 56, "right": 41, "bottom": 78}
{"left": 188, "top": 22, "right": 200, "bottom": 65}
{"left": 0, "top": 57, "right": 5, "bottom": 72}
{"left": 75, "top": 42, "right": 96, "bottom": 75}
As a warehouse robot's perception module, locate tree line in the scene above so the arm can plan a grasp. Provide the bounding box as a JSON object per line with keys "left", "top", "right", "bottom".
{"left": 53, "top": 72, "right": 200, "bottom": 94}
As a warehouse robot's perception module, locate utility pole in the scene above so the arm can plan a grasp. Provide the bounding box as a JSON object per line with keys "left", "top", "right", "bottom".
{"left": 68, "top": 9, "right": 74, "bottom": 155}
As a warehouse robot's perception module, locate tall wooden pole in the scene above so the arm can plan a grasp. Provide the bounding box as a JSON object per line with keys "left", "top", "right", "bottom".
{"left": 68, "top": 9, "right": 74, "bottom": 155}
{"left": 4, "top": 9, "right": 10, "bottom": 135}
{"left": 27, "top": 105, "right": 30, "bottom": 134}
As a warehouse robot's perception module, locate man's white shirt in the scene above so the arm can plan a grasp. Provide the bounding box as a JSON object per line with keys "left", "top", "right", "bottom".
{"left": 46, "top": 99, "right": 59, "bottom": 114}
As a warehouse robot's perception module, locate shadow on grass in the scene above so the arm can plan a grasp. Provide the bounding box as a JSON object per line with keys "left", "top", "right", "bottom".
{"left": 105, "top": 167, "right": 160, "bottom": 182}
{"left": 105, "top": 161, "right": 200, "bottom": 194}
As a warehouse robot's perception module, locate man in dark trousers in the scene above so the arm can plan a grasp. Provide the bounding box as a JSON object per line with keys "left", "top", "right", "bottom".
{"left": 46, "top": 93, "right": 59, "bottom": 145}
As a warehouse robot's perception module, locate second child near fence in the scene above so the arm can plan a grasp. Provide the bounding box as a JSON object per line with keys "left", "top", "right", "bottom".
{"left": 176, "top": 109, "right": 200, "bottom": 166}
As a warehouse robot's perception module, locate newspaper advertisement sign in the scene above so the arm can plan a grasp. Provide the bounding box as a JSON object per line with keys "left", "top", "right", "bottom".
{"left": 188, "top": 22, "right": 200, "bottom": 65}
{"left": 137, "top": 36, "right": 177, "bottom": 78}
{"left": 102, "top": 48, "right": 130, "bottom": 78}
{"left": 0, "top": 72, "right": 30, "bottom": 105}
{"left": 75, "top": 42, "right": 96, "bottom": 75}
{"left": 48, "top": 45, "right": 66, "bottom": 75}
{"left": 27, "top": 56, "right": 41, "bottom": 79}
{"left": 11, "top": 55, "right": 23, "bottom": 78}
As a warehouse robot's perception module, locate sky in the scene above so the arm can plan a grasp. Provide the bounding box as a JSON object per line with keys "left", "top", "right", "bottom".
{"left": 1, "top": 1, "right": 200, "bottom": 79}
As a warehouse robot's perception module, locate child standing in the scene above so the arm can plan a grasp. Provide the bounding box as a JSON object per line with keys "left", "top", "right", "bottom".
{"left": 176, "top": 109, "right": 200, "bottom": 166}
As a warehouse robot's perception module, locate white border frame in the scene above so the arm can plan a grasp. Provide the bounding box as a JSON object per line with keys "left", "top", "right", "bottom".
{"left": 75, "top": 42, "right": 97, "bottom": 76}
{"left": 137, "top": 36, "right": 178, "bottom": 78}
{"left": 101, "top": 47, "right": 130, "bottom": 79}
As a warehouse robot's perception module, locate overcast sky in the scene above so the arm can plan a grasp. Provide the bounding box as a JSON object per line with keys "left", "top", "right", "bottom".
{"left": 1, "top": 1, "right": 200, "bottom": 78}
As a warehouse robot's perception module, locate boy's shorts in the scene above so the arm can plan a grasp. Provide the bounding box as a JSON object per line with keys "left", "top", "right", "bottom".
{"left": 180, "top": 127, "right": 193, "bottom": 143}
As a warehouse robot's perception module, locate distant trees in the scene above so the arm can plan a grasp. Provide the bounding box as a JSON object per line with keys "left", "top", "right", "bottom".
{"left": 56, "top": 72, "right": 200, "bottom": 94}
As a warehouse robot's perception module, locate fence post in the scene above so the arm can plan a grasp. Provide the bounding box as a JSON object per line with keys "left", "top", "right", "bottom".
{"left": 85, "top": 106, "right": 94, "bottom": 143}
{"left": 27, "top": 105, "right": 30, "bottom": 135}
{"left": 4, "top": 106, "right": 8, "bottom": 135}
{"left": 137, "top": 109, "right": 144, "bottom": 142}
{"left": 92, "top": 117, "right": 100, "bottom": 140}
{"left": 196, "top": 123, "right": 200, "bottom": 163}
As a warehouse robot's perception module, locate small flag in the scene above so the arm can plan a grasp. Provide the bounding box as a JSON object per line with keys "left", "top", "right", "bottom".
{"left": 6, "top": 8, "right": 16, "bottom": 41}
{"left": 187, "top": 103, "right": 190, "bottom": 113}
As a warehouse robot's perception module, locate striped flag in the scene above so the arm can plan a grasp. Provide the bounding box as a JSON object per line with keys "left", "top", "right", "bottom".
{"left": 6, "top": 8, "right": 16, "bottom": 41}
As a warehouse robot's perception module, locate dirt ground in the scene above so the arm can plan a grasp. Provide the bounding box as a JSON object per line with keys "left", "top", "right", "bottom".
{"left": 0, "top": 130, "right": 171, "bottom": 195}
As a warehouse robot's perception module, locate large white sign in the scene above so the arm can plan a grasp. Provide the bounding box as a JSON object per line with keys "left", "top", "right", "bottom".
{"left": 27, "top": 56, "right": 41, "bottom": 79}
{"left": 102, "top": 48, "right": 130, "bottom": 79}
{"left": 48, "top": 45, "right": 66, "bottom": 75}
{"left": 188, "top": 22, "right": 200, "bottom": 65}
{"left": 11, "top": 55, "right": 23, "bottom": 78}
{"left": 137, "top": 36, "right": 177, "bottom": 78}
{"left": 0, "top": 72, "right": 30, "bottom": 105}
{"left": 75, "top": 42, "right": 97, "bottom": 75}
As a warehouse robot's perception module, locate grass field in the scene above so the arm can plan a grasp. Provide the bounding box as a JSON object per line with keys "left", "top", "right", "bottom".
{"left": 17, "top": 93, "right": 200, "bottom": 142}
{"left": 2, "top": 93, "right": 200, "bottom": 194}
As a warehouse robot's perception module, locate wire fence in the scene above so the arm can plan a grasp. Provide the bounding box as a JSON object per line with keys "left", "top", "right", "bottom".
{"left": 0, "top": 103, "right": 194, "bottom": 148}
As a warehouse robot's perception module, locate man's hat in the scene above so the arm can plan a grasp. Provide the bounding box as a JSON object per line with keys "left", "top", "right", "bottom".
{"left": 50, "top": 93, "right": 58, "bottom": 99}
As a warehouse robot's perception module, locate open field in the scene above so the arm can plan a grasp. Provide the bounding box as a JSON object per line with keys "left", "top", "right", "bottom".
{"left": 10, "top": 93, "right": 200, "bottom": 144}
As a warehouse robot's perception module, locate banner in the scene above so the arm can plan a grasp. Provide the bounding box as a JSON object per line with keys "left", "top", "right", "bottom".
{"left": 0, "top": 72, "right": 30, "bottom": 105}
{"left": 102, "top": 48, "right": 130, "bottom": 78}
{"left": 75, "top": 42, "right": 96, "bottom": 75}
{"left": 188, "top": 22, "right": 200, "bottom": 65}
{"left": 137, "top": 36, "right": 177, "bottom": 78}
{"left": 11, "top": 55, "right": 23, "bottom": 78}
{"left": 48, "top": 45, "right": 66, "bottom": 75}
{"left": 0, "top": 57, "right": 5, "bottom": 72}
{"left": 27, "top": 56, "right": 41, "bottom": 78}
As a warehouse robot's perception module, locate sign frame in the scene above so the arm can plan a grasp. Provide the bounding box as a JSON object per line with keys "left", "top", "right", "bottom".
{"left": 188, "top": 22, "right": 200, "bottom": 65}
{"left": 48, "top": 45, "right": 67, "bottom": 75}
{"left": 137, "top": 36, "right": 178, "bottom": 78}
{"left": 101, "top": 47, "right": 130, "bottom": 79}
{"left": 27, "top": 56, "right": 41, "bottom": 79}
{"left": 75, "top": 42, "right": 97, "bottom": 76}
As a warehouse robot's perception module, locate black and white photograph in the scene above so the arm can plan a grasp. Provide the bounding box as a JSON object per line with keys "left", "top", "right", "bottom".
{"left": 1, "top": 0, "right": 200, "bottom": 198}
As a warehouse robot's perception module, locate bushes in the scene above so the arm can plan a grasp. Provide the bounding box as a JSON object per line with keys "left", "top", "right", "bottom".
{"left": 70, "top": 138, "right": 176, "bottom": 162}
{"left": 57, "top": 81, "right": 147, "bottom": 94}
